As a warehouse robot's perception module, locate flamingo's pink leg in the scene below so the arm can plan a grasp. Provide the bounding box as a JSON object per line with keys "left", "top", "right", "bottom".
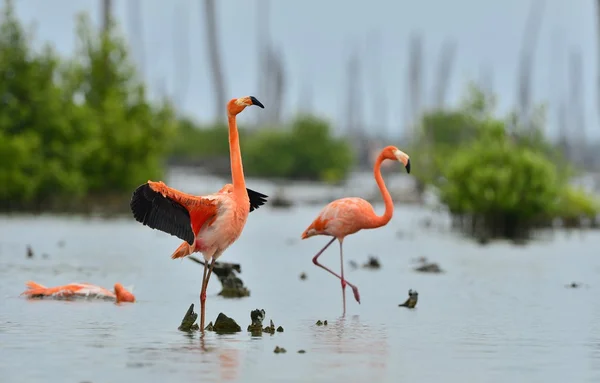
{"left": 312, "top": 238, "right": 361, "bottom": 308}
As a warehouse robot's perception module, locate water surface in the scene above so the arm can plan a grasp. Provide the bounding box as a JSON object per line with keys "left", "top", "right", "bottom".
{"left": 1, "top": 204, "right": 599, "bottom": 382}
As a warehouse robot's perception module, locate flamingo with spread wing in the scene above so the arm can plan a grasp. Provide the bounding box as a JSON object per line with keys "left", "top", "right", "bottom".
{"left": 130, "top": 96, "right": 267, "bottom": 330}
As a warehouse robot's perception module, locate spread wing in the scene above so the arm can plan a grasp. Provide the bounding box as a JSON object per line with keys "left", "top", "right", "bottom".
{"left": 247, "top": 188, "right": 268, "bottom": 212}
{"left": 130, "top": 182, "right": 203, "bottom": 245}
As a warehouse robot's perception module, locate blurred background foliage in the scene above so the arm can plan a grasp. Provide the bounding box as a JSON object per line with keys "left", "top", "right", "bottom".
{"left": 410, "top": 84, "right": 599, "bottom": 240}
{"left": 0, "top": 0, "right": 353, "bottom": 211}
{"left": 0, "top": 0, "right": 597, "bottom": 241}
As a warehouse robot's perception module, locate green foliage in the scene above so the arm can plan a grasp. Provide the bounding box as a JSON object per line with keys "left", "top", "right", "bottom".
{"left": 0, "top": 0, "right": 176, "bottom": 209}
{"left": 243, "top": 116, "right": 354, "bottom": 183}
{"left": 168, "top": 118, "right": 247, "bottom": 160}
{"left": 439, "top": 133, "right": 560, "bottom": 222}
{"left": 550, "top": 186, "right": 600, "bottom": 221}
{"left": 419, "top": 82, "right": 599, "bottom": 239}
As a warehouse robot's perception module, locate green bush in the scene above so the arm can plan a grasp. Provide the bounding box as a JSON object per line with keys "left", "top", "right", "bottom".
{"left": 0, "top": 1, "right": 177, "bottom": 209}
{"left": 550, "top": 186, "right": 600, "bottom": 222}
{"left": 168, "top": 118, "right": 249, "bottom": 160}
{"left": 431, "top": 83, "right": 599, "bottom": 240}
{"left": 243, "top": 115, "right": 354, "bottom": 183}
{"left": 439, "top": 132, "right": 560, "bottom": 223}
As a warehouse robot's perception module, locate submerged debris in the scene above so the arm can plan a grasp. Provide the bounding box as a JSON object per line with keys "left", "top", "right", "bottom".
{"left": 299, "top": 272, "right": 307, "bottom": 280}
{"left": 315, "top": 320, "right": 328, "bottom": 326}
{"left": 26, "top": 245, "right": 33, "bottom": 259}
{"left": 178, "top": 303, "right": 199, "bottom": 332}
{"left": 246, "top": 309, "right": 282, "bottom": 335}
{"left": 212, "top": 313, "right": 241, "bottom": 334}
{"left": 297, "top": 349, "right": 306, "bottom": 354}
{"left": 270, "top": 189, "right": 293, "bottom": 209}
{"left": 274, "top": 346, "right": 287, "bottom": 354}
{"left": 264, "top": 319, "right": 276, "bottom": 334}
{"left": 565, "top": 282, "right": 589, "bottom": 289}
{"left": 362, "top": 255, "right": 381, "bottom": 269}
{"left": 348, "top": 260, "right": 359, "bottom": 270}
{"left": 247, "top": 309, "right": 266, "bottom": 334}
{"left": 399, "top": 289, "right": 419, "bottom": 309}
{"left": 414, "top": 257, "right": 443, "bottom": 273}
{"left": 188, "top": 256, "right": 250, "bottom": 298}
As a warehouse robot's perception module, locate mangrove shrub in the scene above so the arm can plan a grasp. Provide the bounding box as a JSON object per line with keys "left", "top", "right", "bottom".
{"left": 0, "top": 1, "right": 177, "bottom": 209}
{"left": 243, "top": 116, "right": 354, "bottom": 183}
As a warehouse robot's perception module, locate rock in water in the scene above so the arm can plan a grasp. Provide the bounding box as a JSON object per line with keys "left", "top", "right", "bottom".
{"left": 178, "top": 303, "right": 199, "bottom": 332}
{"left": 248, "top": 309, "right": 266, "bottom": 333}
{"left": 399, "top": 289, "right": 419, "bottom": 309}
{"left": 213, "top": 313, "right": 242, "bottom": 333}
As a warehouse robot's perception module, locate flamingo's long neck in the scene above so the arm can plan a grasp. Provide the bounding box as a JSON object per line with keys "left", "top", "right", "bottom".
{"left": 370, "top": 153, "right": 394, "bottom": 228}
{"left": 227, "top": 115, "right": 246, "bottom": 192}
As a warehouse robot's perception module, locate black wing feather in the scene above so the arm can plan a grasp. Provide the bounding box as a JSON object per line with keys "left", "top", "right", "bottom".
{"left": 130, "top": 183, "right": 195, "bottom": 245}
{"left": 247, "top": 188, "right": 268, "bottom": 212}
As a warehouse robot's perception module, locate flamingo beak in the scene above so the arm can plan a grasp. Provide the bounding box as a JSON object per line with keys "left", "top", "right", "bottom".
{"left": 405, "top": 159, "right": 411, "bottom": 174}
{"left": 249, "top": 96, "right": 264, "bottom": 108}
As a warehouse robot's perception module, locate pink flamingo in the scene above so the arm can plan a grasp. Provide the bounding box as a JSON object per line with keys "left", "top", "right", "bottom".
{"left": 301, "top": 145, "right": 411, "bottom": 314}
{"left": 130, "top": 96, "right": 267, "bottom": 330}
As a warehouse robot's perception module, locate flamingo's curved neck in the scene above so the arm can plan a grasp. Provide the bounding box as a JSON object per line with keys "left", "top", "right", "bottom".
{"left": 227, "top": 115, "right": 246, "bottom": 192}
{"left": 370, "top": 153, "right": 394, "bottom": 228}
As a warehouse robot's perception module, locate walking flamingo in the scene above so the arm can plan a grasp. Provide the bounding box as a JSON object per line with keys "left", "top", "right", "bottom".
{"left": 300, "top": 145, "right": 411, "bottom": 314}
{"left": 130, "top": 96, "right": 267, "bottom": 330}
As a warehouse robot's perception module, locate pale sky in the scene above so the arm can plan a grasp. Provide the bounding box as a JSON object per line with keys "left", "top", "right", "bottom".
{"left": 12, "top": 0, "right": 598, "bottom": 140}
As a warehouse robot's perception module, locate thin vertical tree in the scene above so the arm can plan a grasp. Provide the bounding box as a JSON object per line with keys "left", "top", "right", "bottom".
{"left": 126, "top": 0, "right": 145, "bottom": 79}
{"left": 515, "top": 0, "right": 545, "bottom": 132}
{"left": 203, "top": 0, "right": 227, "bottom": 124}
{"left": 173, "top": 2, "right": 190, "bottom": 107}
{"left": 432, "top": 39, "right": 457, "bottom": 110}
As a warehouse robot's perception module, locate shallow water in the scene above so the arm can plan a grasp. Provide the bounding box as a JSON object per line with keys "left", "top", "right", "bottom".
{"left": 1, "top": 204, "right": 599, "bottom": 383}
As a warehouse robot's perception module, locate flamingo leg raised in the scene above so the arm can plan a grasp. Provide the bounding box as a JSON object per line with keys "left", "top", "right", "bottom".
{"left": 312, "top": 237, "right": 361, "bottom": 309}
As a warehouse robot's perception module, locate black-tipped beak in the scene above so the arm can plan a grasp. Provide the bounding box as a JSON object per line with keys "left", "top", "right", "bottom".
{"left": 249, "top": 96, "right": 264, "bottom": 108}
{"left": 405, "top": 159, "right": 411, "bottom": 174}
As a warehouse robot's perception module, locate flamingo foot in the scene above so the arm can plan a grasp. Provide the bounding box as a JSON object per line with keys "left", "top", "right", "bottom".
{"left": 351, "top": 285, "right": 361, "bottom": 304}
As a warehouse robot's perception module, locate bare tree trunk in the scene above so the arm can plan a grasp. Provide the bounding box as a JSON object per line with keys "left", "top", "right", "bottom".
{"left": 479, "top": 62, "right": 494, "bottom": 94}
{"left": 596, "top": 0, "right": 600, "bottom": 141}
{"left": 515, "top": 0, "right": 545, "bottom": 132}
{"left": 432, "top": 39, "right": 457, "bottom": 109}
{"left": 569, "top": 49, "right": 585, "bottom": 166}
{"left": 298, "top": 67, "right": 313, "bottom": 115}
{"left": 345, "top": 47, "right": 366, "bottom": 167}
{"left": 256, "top": 0, "right": 270, "bottom": 127}
{"left": 126, "top": 0, "right": 145, "bottom": 79}
{"left": 404, "top": 33, "right": 423, "bottom": 140}
{"left": 267, "top": 46, "right": 286, "bottom": 124}
{"left": 173, "top": 2, "right": 190, "bottom": 107}
{"left": 367, "top": 30, "right": 387, "bottom": 136}
{"left": 203, "top": 0, "right": 227, "bottom": 124}
{"left": 101, "top": 0, "right": 112, "bottom": 33}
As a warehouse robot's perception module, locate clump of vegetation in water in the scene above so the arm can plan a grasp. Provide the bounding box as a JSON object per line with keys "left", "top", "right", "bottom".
{"left": 410, "top": 83, "right": 599, "bottom": 242}
{"left": 0, "top": 0, "right": 176, "bottom": 212}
